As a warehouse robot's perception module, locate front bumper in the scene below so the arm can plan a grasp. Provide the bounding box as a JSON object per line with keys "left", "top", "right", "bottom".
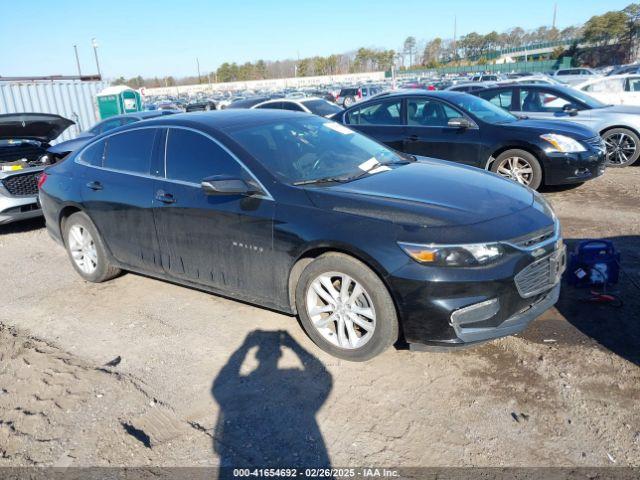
{"left": 389, "top": 232, "right": 566, "bottom": 348}
{"left": 542, "top": 147, "right": 606, "bottom": 186}
{"left": 0, "top": 168, "right": 44, "bottom": 225}
{"left": 0, "top": 191, "right": 41, "bottom": 225}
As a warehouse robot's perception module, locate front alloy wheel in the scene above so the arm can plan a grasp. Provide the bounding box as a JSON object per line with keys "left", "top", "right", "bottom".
{"left": 491, "top": 149, "right": 543, "bottom": 190}
{"left": 296, "top": 253, "right": 398, "bottom": 361}
{"left": 306, "top": 272, "right": 376, "bottom": 349}
{"left": 603, "top": 128, "right": 640, "bottom": 167}
{"left": 495, "top": 156, "right": 534, "bottom": 186}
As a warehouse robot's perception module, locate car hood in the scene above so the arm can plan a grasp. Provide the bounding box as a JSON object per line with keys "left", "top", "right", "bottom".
{"left": 599, "top": 105, "right": 640, "bottom": 115}
{"left": 0, "top": 113, "right": 74, "bottom": 142}
{"left": 306, "top": 159, "right": 535, "bottom": 229}
{"left": 505, "top": 118, "right": 596, "bottom": 139}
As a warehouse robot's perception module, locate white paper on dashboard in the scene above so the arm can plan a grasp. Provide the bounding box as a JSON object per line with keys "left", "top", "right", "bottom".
{"left": 324, "top": 123, "right": 354, "bottom": 135}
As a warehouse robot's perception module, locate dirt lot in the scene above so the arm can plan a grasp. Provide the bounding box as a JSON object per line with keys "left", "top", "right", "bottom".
{"left": 0, "top": 168, "right": 639, "bottom": 468}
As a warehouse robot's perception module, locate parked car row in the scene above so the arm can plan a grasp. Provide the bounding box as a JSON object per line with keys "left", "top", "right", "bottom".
{"left": 3, "top": 66, "right": 636, "bottom": 360}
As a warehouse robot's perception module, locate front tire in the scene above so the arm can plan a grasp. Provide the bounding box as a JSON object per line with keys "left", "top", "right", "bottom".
{"left": 491, "top": 149, "right": 543, "bottom": 190}
{"left": 295, "top": 253, "right": 398, "bottom": 361}
{"left": 602, "top": 128, "right": 640, "bottom": 167}
{"left": 63, "top": 212, "right": 121, "bottom": 283}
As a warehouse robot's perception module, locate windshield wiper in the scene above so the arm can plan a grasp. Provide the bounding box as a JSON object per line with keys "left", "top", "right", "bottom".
{"left": 292, "top": 176, "right": 349, "bottom": 186}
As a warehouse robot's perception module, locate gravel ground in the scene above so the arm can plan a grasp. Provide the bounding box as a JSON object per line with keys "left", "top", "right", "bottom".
{"left": 0, "top": 168, "right": 639, "bottom": 468}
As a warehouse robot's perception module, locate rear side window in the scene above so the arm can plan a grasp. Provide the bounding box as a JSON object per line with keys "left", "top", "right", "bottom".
{"left": 90, "top": 118, "right": 124, "bottom": 135}
{"left": 346, "top": 100, "right": 402, "bottom": 126}
{"left": 79, "top": 140, "right": 106, "bottom": 166}
{"left": 103, "top": 129, "right": 156, "bottom": 174}
{"left": 478, "top": 89, "right": 513, "bottom": 110}
{"left": 165, "top": 129, "right": 243, "bottom": 184}
{"left": 280, "top": 102, "right": 305, "bottom": 112}
{"left": 255, "top": 102, "right": 283, "bottom": 109}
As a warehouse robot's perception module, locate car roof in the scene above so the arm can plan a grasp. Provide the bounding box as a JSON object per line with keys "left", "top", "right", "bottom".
{"left": 115, "top": 109, "right": 314, "bottom": 133}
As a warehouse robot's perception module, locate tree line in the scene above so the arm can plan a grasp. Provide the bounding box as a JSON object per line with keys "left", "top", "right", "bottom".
{"left": 112, "top": 3, "right": 639, "bottom": 88}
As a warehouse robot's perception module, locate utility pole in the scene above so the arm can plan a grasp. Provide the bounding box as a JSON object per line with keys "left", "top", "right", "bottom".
{"left": 196, "top": 57, "right": 202, "bottom": 83}
{"left": 552, "top": 3, "right": 557, "bottom": 29}
{"left": 453, "top": 16, "right": 457, "bottom": 64}
{"left": 73, "top": 45, "right": 82, "bottom": 76}
{"left": 91, "top": 38, "right": 101, "bottom": 78}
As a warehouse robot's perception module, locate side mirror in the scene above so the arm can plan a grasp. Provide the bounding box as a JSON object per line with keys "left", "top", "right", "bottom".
{"left": 562, "top": 104, "right": 579, "bottom": 116}
{"left": 447, "top": 117, "right": 473, "bottom": 129}
{"left": 201, "top": 175, "right": 257, "bottom": 196}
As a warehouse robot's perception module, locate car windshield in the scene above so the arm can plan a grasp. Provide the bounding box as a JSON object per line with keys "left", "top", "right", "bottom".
{"left": 556, "top": 86, "right": 608, "bottom": 109}
{"left": 449, "top": 94, "right": 517, "bottom": 124}
{"left": 302, "top": 99, "right": 343, "bottom": 116}
{"left": 227, "top": 116, "right": 405, "bottom": 184}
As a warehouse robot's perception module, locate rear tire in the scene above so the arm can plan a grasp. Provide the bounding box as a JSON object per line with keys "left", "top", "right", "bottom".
{"left": 295, "top": 253, "right": 398, "bottom": 361}
{"left": 63, "top": 212, "right": 121, "bottom": 283}
{"left": 491, "top": 149, "right": 543, "bottom": 190}
{"left": 602, "top": 128, "right": 640, "bottom": 167}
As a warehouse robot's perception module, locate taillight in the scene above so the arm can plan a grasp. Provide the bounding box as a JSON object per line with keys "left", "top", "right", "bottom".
{"left": 37, "top": 172, "right": 48, "bottom": 189}
{"left": 357, "top": 89, "right": 362, "bottom": 98}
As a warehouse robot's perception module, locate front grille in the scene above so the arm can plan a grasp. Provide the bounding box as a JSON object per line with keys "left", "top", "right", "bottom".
{"left": 585, "top": 136, "right": 606, "bottom": 151}
{"left": 509, "top": 226, "right": 555, "bottom": 249}
{"left": 2, "top": 172, "right": 40, "bottom": 196}
{"left": 515, "top": 249, "right": 566, "bottom": 298}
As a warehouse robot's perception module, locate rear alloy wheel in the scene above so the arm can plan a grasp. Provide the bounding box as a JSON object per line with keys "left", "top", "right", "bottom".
{"left": 603, "top": 128, "right": 640, "bottom": 167}
{"left": 491, "top": 149, "right": 543, "bottom": 190}
{"left": 64, "top": 212, "right": 121, "bottom": 283}
{"left": 296, "top": 253, "right": 398, "bottom": 361}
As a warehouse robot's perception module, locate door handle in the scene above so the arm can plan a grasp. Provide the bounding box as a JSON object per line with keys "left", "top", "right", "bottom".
{"left": 406, "top": 135, "right": 419, "bottom": 142}
{"left": 86, "top": 181, "right": 103, "bottom": 191}
{"left": 155, "top": 190, "right": 176, "bottom": 204}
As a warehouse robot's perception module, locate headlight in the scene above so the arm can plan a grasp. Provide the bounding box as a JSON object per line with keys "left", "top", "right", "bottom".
{"left": 540, "top": 133, "right": 586, "bottom": 153}
{"left": 398, "top": 242, "right": 504, "bottom": 267}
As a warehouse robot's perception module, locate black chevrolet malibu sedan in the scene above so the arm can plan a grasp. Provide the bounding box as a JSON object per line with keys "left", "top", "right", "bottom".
{"left": 331, "top": 90, "right": 606, "bottom": 190}
{"left": 39, "top": 110, "right": 565, "bottom": 361}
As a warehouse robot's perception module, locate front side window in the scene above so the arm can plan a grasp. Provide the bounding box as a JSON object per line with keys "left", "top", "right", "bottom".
{"left": 165, "top": 129, "right": 243, "bottom": 184}
{"left": 226, "top": 117, "right": 404, "bottom": 184}
{"left": 103, "top": 129, "right": 156, "bottom": 174}
{"left": 519, "top": 88, "right": 590, "bottom": 113}
{"left": 626, "top": 77, "right": 640, "bottom": 92}
{"left": 407, "top": 98, "right": 462, "bottom": 126}
{"left": 346, "top": 100, "right": 402, "bottom": 126}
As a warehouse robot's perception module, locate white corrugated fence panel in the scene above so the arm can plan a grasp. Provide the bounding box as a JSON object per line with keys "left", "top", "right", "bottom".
{"left": 0, "top": 80, "right": 109, "bottom": 143}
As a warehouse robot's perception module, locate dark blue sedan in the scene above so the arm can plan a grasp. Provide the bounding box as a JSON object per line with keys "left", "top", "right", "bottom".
{"left": 38, "top": 110, "right": 564, "bottom": 360}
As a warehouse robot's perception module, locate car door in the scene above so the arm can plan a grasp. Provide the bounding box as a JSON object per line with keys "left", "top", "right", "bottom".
{"left": 343, "top": 98, "right": 406, "bottom": 151}
{"left": 152, "top": 127, "right": 276, "bottom": 299}
{"left": 79, "top": 127, "right": 163, "bottom": 272}
{"left": 403, "top": 97, "right": 481, "bottom": 166}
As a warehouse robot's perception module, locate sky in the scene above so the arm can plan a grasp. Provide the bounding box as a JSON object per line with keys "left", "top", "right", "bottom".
{"left": 0, "top": 0, "right": 632, "bottom": 79}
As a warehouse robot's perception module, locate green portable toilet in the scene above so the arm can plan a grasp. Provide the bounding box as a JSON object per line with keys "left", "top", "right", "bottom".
{"left": 96, "top": 86, "right": 142, "bottom": 119}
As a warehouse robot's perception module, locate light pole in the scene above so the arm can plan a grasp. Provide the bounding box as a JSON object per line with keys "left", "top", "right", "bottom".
{"left": 73, "top": 45, "right": 82, "bottom": 76}
{"left": 196, "top": 57, "right": 201, "bottom": 83}
{"left": 91, "top": 38, "right": 101, "bottom": 78}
